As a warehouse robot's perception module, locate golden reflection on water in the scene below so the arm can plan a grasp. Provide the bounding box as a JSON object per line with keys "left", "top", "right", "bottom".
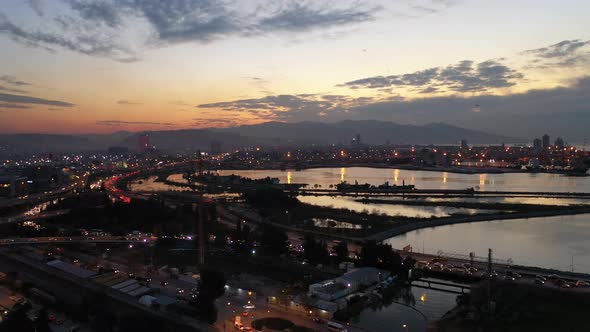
{"left": 340, "top": 167, "right": 346, "bottom": 182}
{"left": 393, "top": 169, "right": 400, "bottom": 183}
{"left": 479, "top": 174, "right": 487, "bottom": 186}
{"left": 442, "top": 172, "right": 448, "bottom": 184}
{"left": 287, "top": 171, "right": 292, "bottom": 184}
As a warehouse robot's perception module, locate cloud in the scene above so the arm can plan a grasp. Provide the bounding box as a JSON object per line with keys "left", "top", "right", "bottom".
{"left": 0, "top": 75, "right": 32, "bottom": 86}
{"left": 526, "top": 39, "right": 590, "bottom": 58}
{"left": 340, "top": 59, "right": 524, "bottom": 93}
{"left": 0, "top": 76, "right": 31, "bottom": 94}
{"left": 0, "top": 12, "right": 138, "bottom": 62}
{"left": 96, "top": 120, "right": 176, "bottom": 126}
{"left": 0, "top": 103, "right": 32, "bottom": 109}
{"left": 0, "top": 93, "right": 74, "bottom": 107}
{"left": 1, "top": 0, "right": 377, "bottom": 61}
{"left": 349, "top": 76, "right": 590, "bottom": 140}
{"left": 198, "top": 94, "right": 372, "bottom": 122}
{"left": 0, "top": 85, "right": 28, "bottom": 94}
{"left": 169, "top": 100, "right": 191, "bottom": 106}
{"left": 524, "top": 39, "right": 590, "bottom": 68}
{"left": 68, "top": 0, "right": 122, "bottom": 28}
{"left": 255, "top": 2, "right": 378, "bottom": 32}
{"left": 27, "top": 0, "right": 45, "bottom": 16}
{"left": 193, "top": 118, "right": 241, "bottom": 128}
{"left": 197, "top": 76, "right": 590, "bottom": 140}
{"left": 117, "top": 100, "right": 142, "bottom": 105}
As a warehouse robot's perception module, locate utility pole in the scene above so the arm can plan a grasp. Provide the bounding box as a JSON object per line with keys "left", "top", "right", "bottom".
{"left": 487, "top": 248, "right": 492, "bottom": 312}
{"left": 198, "top": 205, "right": 206, "bottom": 265}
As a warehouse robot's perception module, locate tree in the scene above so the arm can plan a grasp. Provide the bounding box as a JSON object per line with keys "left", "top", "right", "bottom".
{"left": 333, "top": 241, "right": 349, "bottom": 263}
{"left": 303, "top": 235, "right": 328, "bottom": 264}
{"left": 358, "top": 241, "right": 402, "bottom": 274}
{"left": 34, "top": 307, "right": 52, "bottom": 332}
{"left": 194, "top": 269, "right": 226, "bottom": 323}
{"left": 1, "top": 305, "right": 35, "bottom": 332}
{"left": 258, "top": 225, "right": 289, "bottom": 256}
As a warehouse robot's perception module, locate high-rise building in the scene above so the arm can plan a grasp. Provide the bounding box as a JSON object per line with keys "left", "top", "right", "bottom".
{"left": 351, "top": 134, "right": 361, "bottom": 146}
{"left": 554, "top": 137, "right": 565, "bottom": 148}
{"left": 533, "top": 138, "right": 542, "bottom": 149}
{"left": 210, "top": 140, "right": 221, "bottom": 154}
{"left": 542, "top": 134, "right": 550, "bottom": 148}
{"left": 460, "top": 139, "right": 468, "bottom": 150}
{"left": 138, "top": 134, "right": 150, "bottom": 153}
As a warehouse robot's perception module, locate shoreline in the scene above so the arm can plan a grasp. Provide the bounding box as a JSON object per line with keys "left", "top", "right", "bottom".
{"left": 367, "top": 207, "right": 590, "bottom": 242}
{"left": 218, "top": 163, "right": 588, "bottom": 176}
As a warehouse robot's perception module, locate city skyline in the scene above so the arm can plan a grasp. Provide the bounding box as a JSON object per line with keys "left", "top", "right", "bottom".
{"left": 1, "top": 0, "right": 589, "bottom": 140}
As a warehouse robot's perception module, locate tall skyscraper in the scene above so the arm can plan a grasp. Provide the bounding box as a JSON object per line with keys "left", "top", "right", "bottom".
{"left": 554, "top": 137, "right": 565, "bottom": 148}
{"left": 460, "top": 139, "right": 468, "bottom": 150}
{"left": 533, "top": 138, "right": 542, "bottom": 149}
{"left": 542, "top": 134, "right": 550, "bottom": 148}
{"left": 210, "top": 140, "right": 221, "bottom": 154}
{"left": 138, "top": 134, "right": 150, "bottom": 153}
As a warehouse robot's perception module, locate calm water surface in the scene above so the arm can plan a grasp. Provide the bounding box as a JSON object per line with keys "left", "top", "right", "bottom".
{"left": 384, "top": 214, "right": 590, "bottom": 273}
{"left": 354, "top": 281, "right": 462, "bottom": 332}
{"left": 218, "top": 167, "right": 590, "bottom": 192}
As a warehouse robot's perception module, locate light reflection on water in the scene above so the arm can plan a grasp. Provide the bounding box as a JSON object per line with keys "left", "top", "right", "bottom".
{"left": 353, "top": 282, "right": 462, "bottom": 332}
{"left": 217, "top": 167, "right": 590, "bottom": 193}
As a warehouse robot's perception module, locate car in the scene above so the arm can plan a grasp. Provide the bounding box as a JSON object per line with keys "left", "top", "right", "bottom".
{"left": 535, "top": 275, "right": 547, "bottom": 281}
{"left": 243, "top": 304, "right": 256, "bottom": 309}
{"left": 561, "top": 283, "right": 572, "bottom": 288}
{"left": 161, "top": 281, "right": 169, "bottom": 287}
{"left": 313, "top": 317, "right": 325, "bottom": 324}
{"left": 534, "top": 279, "right": 545, "bottom": 285}
{"left": 234, "top": 322, "right": 244, "bottom": 330}
{"left": 504, "top": 276, "right": 516, "bottom": 282}
{"left": 242, "top": 311, "right": 249, "bottom": 317}
{"left": 176, "top": 288, "right": 185, "bottom": 294}
{"left": 240, "top": 327, "right": 253, "bottom": 332}
{"left": 48, "top": 315, "right": 56, "bottom": 322}
{"left": 575, "top": 280, "right": 589, "bottom": 287}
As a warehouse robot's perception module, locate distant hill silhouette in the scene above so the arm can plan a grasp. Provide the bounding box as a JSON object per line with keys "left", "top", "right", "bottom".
{"left": 0, "top": 120, "right": 520, "bottom": 153}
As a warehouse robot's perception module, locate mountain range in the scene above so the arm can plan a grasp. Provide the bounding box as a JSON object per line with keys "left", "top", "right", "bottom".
{"left": 0, "top": 121, "right": 521, "bottom": 153}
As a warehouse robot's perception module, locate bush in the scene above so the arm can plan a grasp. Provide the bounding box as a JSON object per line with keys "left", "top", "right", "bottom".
{"left": 252, "top": 317, "right": 294, "bottom": 331}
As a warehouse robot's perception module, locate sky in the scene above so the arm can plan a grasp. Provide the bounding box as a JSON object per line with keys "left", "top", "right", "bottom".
{"left": 0, "top": 0, "right": 589, "bottom": 140}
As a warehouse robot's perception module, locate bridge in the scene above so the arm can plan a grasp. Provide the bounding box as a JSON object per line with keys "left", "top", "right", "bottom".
{"left": 410, "top": 278, "right": 471, "bottom": 294}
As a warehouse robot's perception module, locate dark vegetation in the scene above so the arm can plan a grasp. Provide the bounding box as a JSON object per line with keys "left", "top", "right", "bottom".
{"left": 241, "top": 187, "right": 419, "bottom": 236}
{"left": 437, "top": 280, "right": 590, "bottom": 332}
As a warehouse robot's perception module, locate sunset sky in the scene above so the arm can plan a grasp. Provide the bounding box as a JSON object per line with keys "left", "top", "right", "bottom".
{"left": 1, "top": 0, "right": 589, "bottom": 139}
